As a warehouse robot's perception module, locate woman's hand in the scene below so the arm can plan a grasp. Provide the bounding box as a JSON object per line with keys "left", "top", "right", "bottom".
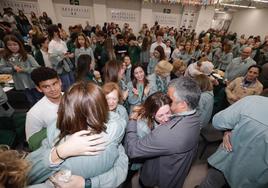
{"left": 123, "top": 89, "right": 129, "bottom": 100}
{"left": 56, "top": 130, "right": 106, "bottom": 159}
{"left": 50, "top": 174, "right": 85, "bottom": 188}
{"left": 14, "top": 65, "right": 23, "bottom": 72}
{"left": 222, "top": 131, "right": 232, "bottom": 152}
{"left": 132, "top": 88, "right": 138, "bottom": 96}
{"left": 144, "top": 85, "right": 150, "bottom": 96}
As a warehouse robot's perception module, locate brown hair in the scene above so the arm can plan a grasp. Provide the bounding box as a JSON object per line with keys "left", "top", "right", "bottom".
{"left": 131, "top": 64, "right": 149, "bottom": 89}
{"left": 102, "top": 82, "right": 123, "bottom": 104}
{"left": 3, "top": 35, "right": 28, "bottom": 61}
{"left": 0, "top": 145, "right": 30, "bottom": 188}
{"left": 130, "top": 92, "right": 171, "bottom": 129}
{"left": 103, "top": 60, "right": 121, "bottom": 83}
{"left": 172, "top": 59, "right": 186, "bottom": 75}
{"left": 154, "top": 45, "right": 166, "bottom": 61}
{"left": 194, "top": 74, "right": 213, "bottom": 92}
{"left": 223, "top": 43, "right": 232, "bottom": 53}
{"left": 75, "top": 32, "right": 90, "bottom": 48}
{"left": 56, "top": 82, "right": 108, "bottom": 142}
{"left": 104, "top": 37, "right": 116, "bottom": 61}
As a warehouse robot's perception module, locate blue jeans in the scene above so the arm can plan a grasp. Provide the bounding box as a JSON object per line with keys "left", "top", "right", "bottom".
{"left": 60, "top": 71, "right": 74, "bottom": 92}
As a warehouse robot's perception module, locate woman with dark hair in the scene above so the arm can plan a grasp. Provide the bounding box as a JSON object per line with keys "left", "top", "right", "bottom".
{"left": 98, "top": 37, "right": 116, "bottom": 71}
{"left": 17, "top": 10, "right": 31, "bottom": 37}
{"left": 140, "top": 36, "right": 151, "bottom": 68}
{"left": 27, "top": 81, "right": 127, "bottom": 186}
{"left": 30, "top": 11, "right": 40, "bottom": 27}
{"left": 127, "top": 64, "right": 152, "bottom": 111}
{"left": 191, "top": 39, "right": 201, "bottom": 62}
{"left": 47, "top": 24, "right": 74, "bottom": 91}
{"left": 217, "top": 43, "right": 233, "bottom": 71}
{"left": 127, "top": 92, "right": 172, "bottom": 174}
{"left": 39, "top": 12, "right": 52, "bottom": 29}
{"left": 0, "top": 34, "right": 41, "bottom": 106}
{"left": 130, "top": 91, "right": 172, "bottom": 136}
{"left": 103, "top": 60, "right": 129, "bottom": 101}
{"left": 147, "top": 45, "right": 166, "bottom": 74}
{"left": 75, "top": 54, "right": 102, "bottom": 84}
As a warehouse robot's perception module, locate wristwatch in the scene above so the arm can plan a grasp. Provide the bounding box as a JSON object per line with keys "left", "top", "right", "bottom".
{"left": 85, "top": 178, "right": 92, "bottom": 188}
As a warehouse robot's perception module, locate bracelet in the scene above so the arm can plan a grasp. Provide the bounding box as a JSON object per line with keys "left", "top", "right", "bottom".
{"left": 85, "top": 178, "right": 92, "bottom": 188}
{"left": 55, "top": 147, "right": 65, "bottom": 160}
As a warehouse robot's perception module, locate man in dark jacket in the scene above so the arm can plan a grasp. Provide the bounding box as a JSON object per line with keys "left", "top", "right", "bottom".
{"left": 125, "top": 76, "right": 201, "bottom": 188}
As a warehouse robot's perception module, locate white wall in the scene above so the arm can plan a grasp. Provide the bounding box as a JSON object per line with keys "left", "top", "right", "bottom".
{"left": 229, "top": 9, "right": 268, "bottom": 38}
{"left": 54, "top": 4, "right": 94, "bottom": 30}
{"left": 106, "top": 0, "right": 141, "bottom": 34}
{"left": 195, "top": 6, "right": 214, "bottom": 35}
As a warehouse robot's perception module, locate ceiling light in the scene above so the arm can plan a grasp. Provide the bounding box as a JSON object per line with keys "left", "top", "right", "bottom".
{"left": 221, "top": 3, "right": 256, "bottom": 8}
{"left": 253, "top": 0, "right": 268, "bottom": 3}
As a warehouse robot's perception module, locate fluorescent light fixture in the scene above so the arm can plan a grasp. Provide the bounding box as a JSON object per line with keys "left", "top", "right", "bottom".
{"left": 253, "top": 0, "right": 268, "bottom": 3}
{"left": 221, "top": 3, "right": 256, "bottom": 8}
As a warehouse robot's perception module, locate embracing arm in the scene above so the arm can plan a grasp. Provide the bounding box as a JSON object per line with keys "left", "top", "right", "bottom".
{"left": 91, "top": 145, "right": 128, "bottom": 188}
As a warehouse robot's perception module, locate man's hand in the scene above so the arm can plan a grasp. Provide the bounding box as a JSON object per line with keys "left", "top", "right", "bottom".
{"left": 222, "top": 131, "right": 232, "bottom": 152}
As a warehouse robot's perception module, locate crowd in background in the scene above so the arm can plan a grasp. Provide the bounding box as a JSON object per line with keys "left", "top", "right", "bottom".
{"left": 0, "top": 6, "right": 268, "bottom": 188}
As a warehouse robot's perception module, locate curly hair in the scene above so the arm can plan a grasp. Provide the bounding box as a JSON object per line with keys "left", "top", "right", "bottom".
{"left": 0, "top": 145, "right": 30, "bottom": 188}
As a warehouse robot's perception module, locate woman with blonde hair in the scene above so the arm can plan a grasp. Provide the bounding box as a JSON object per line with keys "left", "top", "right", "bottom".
{"left": 148, "top": 60, "right": 173, "bottom": 94}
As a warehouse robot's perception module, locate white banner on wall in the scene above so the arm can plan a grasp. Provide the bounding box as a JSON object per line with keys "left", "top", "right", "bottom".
{"left": 55, "top": 4, "right": 91, "bottom": 18}
{"left": 109, "top": 9, "right": 138, "bottom": 22}
{"left": 0, "top": 0, "right": 40, "bottom": 14}
{"left": 180, "top": 6, "right": 200, "bottom": 29}
{"left": 153, "top": 13, "right": 179, "bottom": 28}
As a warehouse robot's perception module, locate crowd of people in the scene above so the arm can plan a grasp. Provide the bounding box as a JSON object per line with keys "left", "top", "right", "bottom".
{"left": 0, "top": 7, "right": 268, "bottom": 188}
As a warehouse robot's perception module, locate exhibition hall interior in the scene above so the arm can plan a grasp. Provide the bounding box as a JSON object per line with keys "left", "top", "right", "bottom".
{"left": 0, "top": 0, "right": 267, "bottom": 187}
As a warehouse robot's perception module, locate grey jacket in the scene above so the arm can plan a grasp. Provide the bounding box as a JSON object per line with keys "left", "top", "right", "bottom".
{"left": 224, "top": 57, "right": 256, "bottom": 81}
{"left": 125, "top": 110, "right": 200, "bottom": 188}
{"left": 0, "top": 54, "right": 40, "bottom": 90}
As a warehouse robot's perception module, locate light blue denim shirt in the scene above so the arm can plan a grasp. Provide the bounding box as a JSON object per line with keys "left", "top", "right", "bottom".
{"left": 208, "top": 96, "right": 268, "bottom": 188}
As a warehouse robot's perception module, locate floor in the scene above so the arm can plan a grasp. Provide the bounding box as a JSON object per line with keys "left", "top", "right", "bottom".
{"left": 128, "top": 124, "right": 223, "bottom": 188}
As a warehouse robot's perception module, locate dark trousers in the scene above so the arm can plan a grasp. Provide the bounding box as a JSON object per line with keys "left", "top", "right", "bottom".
{"left": 199, "top": 167, "right": 229, "bottom": 188}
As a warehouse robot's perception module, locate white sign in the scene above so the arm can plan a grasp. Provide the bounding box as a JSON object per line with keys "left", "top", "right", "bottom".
{"left": 110, "top": 9, "right": 137, "bottom": 22}
{"left": 0, "top": 0, "right": 40, "bottom": 14}
{"left": 180, "top": 6, "right": 200, "bottom": 29}
{"left": 57, "top": 4, "right": 90, "bottom": 18}
{"left": 153, "top": 13, "right": 179, "bottom": 27}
